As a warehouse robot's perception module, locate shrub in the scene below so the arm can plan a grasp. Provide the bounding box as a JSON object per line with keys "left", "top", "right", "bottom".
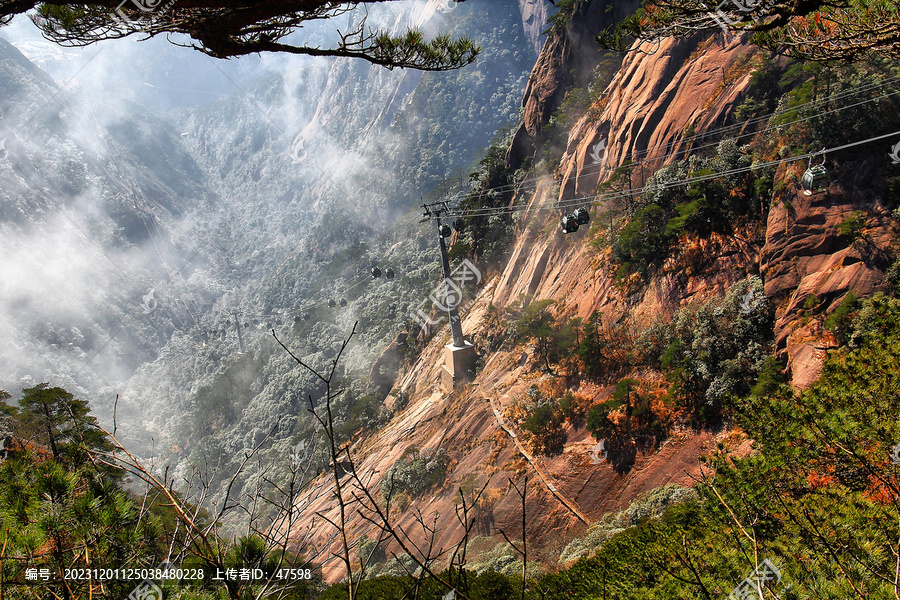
{"left": 357, "top": 536, "right": 386, "bottom": 567}
{"left": 515, "top": 385, "right": 567, "bottom": 455}
{"left": 514, "top": 300, "right": 578, "bottom": 372}
{"left": 884, "top": 258, "right": 900, "bottom": 297}
{"left": 380, "top": 448, "right": 449, "bottom": 499}
{"left": 521, "top": 403, "right": 566, "bottom": 455}
{"left": 749, "top": 355, "right": 787, "bottom": 398}
{"left": 612, "top": 139, "right": 758, "bottom": 280}
{"left": 586, "top": 397, "right": 622, "bottom": 441}
{"left": 647, "top": 277, "right": 774, "bottom": 421}
{"left": 824, "top": 290, "right": 859, "bottom": 344}
{"left": 837, "top": 210, "right": 866, "bottom": 240}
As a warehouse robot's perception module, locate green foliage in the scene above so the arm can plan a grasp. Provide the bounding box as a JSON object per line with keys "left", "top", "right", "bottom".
{"left": 597, "top": 0, "right": 900, "bottom": 63}
{"left": 749, "top": 355, "right": 787, "bottom": 398}
{"left": 33, "top": 3, "right": 481, "bottom": 70}
{"left": 516, "top": 385, "right": 567, "bottom": 456}
{"left": 574, "top": 310, "right": 637, "bottom": 376}
{"left": 455, "top": 133, "right": 519, "bottom": 269}
{"left": 886, "top": 257, "right": 900, "bottom": 297}
{"left": 521, "top": 405, "right": 565, "bottom": 456}
{"left": 648, "top": 277, "right": 774, "bottom": 420}
{"left": 837, "top": 210, "right": 866, "bottom": 240}
{"left": 505, "top": 297, "right": 900, "bottom": 598}
{"left": 0, "top": 452, "right": 160, "bottom": 599}
{"left": 802, "top": 294, "right": 821, "bottom": 310}
{"left": 557, "top": 391, "right": 578, "bottom": 421}
{"left": 333, "top": 388, "right": 391, "bottom": 444}
{"left": 514, "top": 300, "right": 579, "bottom": 372}
{"left": 587, "top": 378, "right": 663, "bottom": 449}
{"left": 558, "top": 484, "right": 697, "bottom": 563}
{"left": 586, "top": 397, "right": 622, "bottom": 441}
{"left": 843, "top": 292, "right": 900, "bottom": 348}
{"left": 357, "top": 535, "right": 387, "bottom": 568}
{"left": 447, "top": 240, "right": 471, "bottom": 263}
{"left": 16, "top": 383, "right": 120, "bottom": 480}
{"left": 612, "top": 139, "right": 759, "bottom": 280}
{"left": 380, "top": 447, "right": 449, "bottom": 500}
{"left": 824, "top": 290, "right": 859, "bottom": 343}
{"left": 545, "top": 0, "right": 588, "bottom": 33}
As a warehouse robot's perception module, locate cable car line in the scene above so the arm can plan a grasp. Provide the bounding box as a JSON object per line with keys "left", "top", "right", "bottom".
{"left": 432, "top": 129, "right": 900, "bottom": 221}
{"left": 186, "top": 79, "right": 900, "bottom": 343}
{"left": 437, "top": 78, "right": 900, "bottom": 206}
{"left": 235, "top": 129, "right": 897, "bottom": 333}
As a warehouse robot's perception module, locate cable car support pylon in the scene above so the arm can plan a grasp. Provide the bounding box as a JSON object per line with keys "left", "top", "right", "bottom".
{"left": 422, "top": 200, "right": 477, "bottom": 390}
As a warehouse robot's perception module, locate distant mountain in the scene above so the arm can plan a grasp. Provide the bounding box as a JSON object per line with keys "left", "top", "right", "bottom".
{"left": 1, "top": 0, "right": 550, "bottom": 534}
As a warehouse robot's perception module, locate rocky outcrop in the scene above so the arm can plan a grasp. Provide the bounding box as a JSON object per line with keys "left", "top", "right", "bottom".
{"left": 288, "top": 30, "right": 777, "bottom": 581}
{"left": 761, "top": 159, "right": 897, "bottom": 387}
{"left": 507, "top": 0, "right": 641, "bottom": 169}
{"left": 287, "top": 14, "right": 899, "bottom": 580}
{"left": 559, "top": 34, "right": 767, "bottom": 201}
{"left": 517, "top": 0, "right": 551, "bottom": 56}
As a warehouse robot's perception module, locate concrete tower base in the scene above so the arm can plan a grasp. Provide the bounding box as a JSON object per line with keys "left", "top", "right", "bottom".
{"left": 441, "top": 342, "right": 477, "bottom": 392}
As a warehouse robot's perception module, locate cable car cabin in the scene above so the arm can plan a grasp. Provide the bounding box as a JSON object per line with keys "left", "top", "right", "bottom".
{"left": 561, "top": 214, "right": 579, "bottom": 234}
{"left": 439, "top": 224, "right": 452, "bottom": 238}
{"left": 385, "top": 268, "right": 395, "bottom": 279}
{"left": 574, "top": 207, "right": 590, "bottom": 225}
{"left": 303, "top": 313, "right": 310, "bottom": 320}
{"left": 801, "top": 164, "right": 828, "bottom": 196}
{"left": 371, "top": 267, "right": 382, "bottom": 279}
{"left": 339, "top": 299, "right": 347, "bottom": 307}
{"left": 328, "top": 299, "right": 336, "bottom": 308}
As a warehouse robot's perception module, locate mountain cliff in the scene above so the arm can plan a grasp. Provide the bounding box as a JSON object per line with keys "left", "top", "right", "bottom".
{"left": 285, "top": 3, "right": 900, "bottom": 581}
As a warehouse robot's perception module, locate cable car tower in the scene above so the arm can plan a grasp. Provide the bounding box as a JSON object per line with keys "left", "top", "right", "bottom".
{"left": 422, "top": 200, "right": 477, "bottom": 390}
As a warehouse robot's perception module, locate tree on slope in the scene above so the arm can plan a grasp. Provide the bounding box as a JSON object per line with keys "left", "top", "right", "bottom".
{"left": 0, "top": 0, "right": 479, "bottom": 69}
{"left": 17, "top": 383, "right": 118, "bottom": 477}
{"left": 600, "top": 0, "right": 900, "bottom": 62}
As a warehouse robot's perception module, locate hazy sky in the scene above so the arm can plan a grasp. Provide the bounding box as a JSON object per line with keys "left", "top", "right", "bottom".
{"left": 0, "top": 1, "right": 472, "bottom": 401}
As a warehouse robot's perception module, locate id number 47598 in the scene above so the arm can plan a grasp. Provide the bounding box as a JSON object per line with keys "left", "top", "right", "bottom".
{"left": 275, "top": 568, "right": 312, "bottom": 580}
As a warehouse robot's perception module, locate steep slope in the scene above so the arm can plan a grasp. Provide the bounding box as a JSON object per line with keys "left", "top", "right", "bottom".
{"left": 284, "top": 16, "right": 900, "bottom": 582}
{"left": 286, "top": 31, "right": 767, "bottom": 580}
{"left": 0, "top": 35, "right": 216, "bottom": 400}
{"left": 106, "top": 0, "right": 547, "bottom": 533}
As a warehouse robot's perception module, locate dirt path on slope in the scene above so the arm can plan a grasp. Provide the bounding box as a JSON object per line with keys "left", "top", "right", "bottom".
{"left": 485, "top": 394, "right": 592, "bottom": 524}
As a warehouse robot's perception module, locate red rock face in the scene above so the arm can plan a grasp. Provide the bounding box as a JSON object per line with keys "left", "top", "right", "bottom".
{"left": 507, "top": 0, "right": 642, "bottom": 169}
{"left": 761, "top": 160, "right": 897, "bottom": 387}
{"left": 288, "top": 19, "right": 899, "bottom": 581}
